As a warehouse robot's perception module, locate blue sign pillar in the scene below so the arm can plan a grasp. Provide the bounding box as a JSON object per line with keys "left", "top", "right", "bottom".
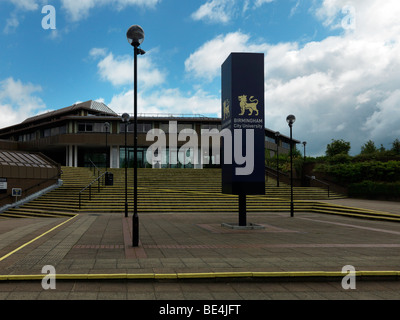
{"left": 221, "top": 53, "right": 265, "bottom": 226}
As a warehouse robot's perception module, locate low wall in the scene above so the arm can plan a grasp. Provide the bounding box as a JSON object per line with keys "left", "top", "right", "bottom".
{"left": 0, "top": 151, "right": 61, "bottom": 207}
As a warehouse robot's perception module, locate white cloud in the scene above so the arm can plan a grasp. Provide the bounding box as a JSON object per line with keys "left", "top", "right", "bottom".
{"left": 184, "top": 32, "right": 269, "bottom": 81}
{"left": 3, "top": 14, "right": 19, "bottom": 34}
{"left": 192, "top": 0, "right": 274, "bottom": 24}
{"left": 185, "top": 0, "right": 400, "bottom": 155}
{"left": 254, "top": 0, "right": 274, "bottom": 8}
{"left": 363, "top": 90, "right": 400, "bottom": 140}
{"left": 315, "top": 0, "right": 400, "bottom": 40}
{"left": 0, "top": 78, "right": 47, "bottom": 128}
{"left": 90, "top": 48, "right": 166, "bottom": 89}
{"left": 289, "top": 0, "right": 300, "bottom": 17}
{"left": 264, "top": 39, "right": 400, "bottom": 154}
{"left": 3, "top": 0, "right": 39, "bottom": 34}
{"left": 108, "top": 88, "right": 220, "bottom": 116}
{"left": 89, "top": 47, "right": 108, "bottom": 58}
{"left": 7, "top": 0, "right": 39, "bottom": 11}
{"left": 61, "top": 0, "right": 161, "bottom": 21}
{"left": 191, "top": 0, "right": 235, "bottom": 24}
{"left": 264, "top": 1, "right": 400, "bottom": 155}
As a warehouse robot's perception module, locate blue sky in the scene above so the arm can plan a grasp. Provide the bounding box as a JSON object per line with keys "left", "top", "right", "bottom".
{"left": 1, "top": 0, "right": 400, "bottom": 156}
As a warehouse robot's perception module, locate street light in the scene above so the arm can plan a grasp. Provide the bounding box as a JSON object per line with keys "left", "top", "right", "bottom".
{"left": 275, "top": 131, "right": 280, "bottom": 187}
{"left": 302, "top": 141, "right": 307, "bottom": 161}
{"left": 122, "top": 113, "right": 130, "bottom": 218}
{"left": 104, "top": 122, "right": 110, "bottom": 172}
{"left": 286, "top": 115, "right": 296, "bottom": 217}
{"left": 127, "top": 25, "right": 145, "bottom": 247}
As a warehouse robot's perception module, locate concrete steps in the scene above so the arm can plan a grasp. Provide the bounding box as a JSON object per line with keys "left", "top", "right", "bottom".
{"left": 2, "top": 166, "right": 397, "bottom": 222}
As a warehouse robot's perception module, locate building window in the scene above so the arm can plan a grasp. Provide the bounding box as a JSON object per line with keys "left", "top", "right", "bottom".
{"left": 265, "top": 136, "right": 275, "bottom": 143}
{"left": 78, "top": 123, "right": 94, "bottom": 132}
{"left": 44, "top": 128, "right": 51, "bottom": 137}
{"left": 159, "top": 122, "right": 194, "bottom": 133}
{"left": 201, "top": 123, "right": 221, "bottom": 131}
{"left": 159, "top": 122, "right": 175, "bottom": 133}
{"left": 120, "top": 122, "right": 152, "bottom": 133}
{"left": 282, "top": 141, "right": 290, "bottom": 149}
{"left": 177, "top": 123, "right": 193, "bottom": 132}
{"left": 78, "top": 123, "right": 110, "bottom": 132}
{"left": 119, "top": 147, "right": 151, "bottom": 168}
{"left": 139, "top": 123, "right": 152, "bottom": 133}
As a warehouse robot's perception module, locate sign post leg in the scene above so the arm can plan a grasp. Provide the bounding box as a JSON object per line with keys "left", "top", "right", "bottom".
{"left": 239, "top": 193, "right": 247, "bottom": 226}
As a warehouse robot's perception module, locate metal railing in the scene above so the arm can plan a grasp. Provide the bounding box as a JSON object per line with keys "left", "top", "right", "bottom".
{"left": 78, "top": 171, "right": 107, "bottom": 209}
{"left": 88, "top": 158, "right": 102, "bottom": 177}
{"left": 117, "top": 112, "right": 213, "bottom": 119}
{"left": 264, "top": 165, "right": 289, "bottom": 181}
{"left": 305, "top": 175, "right": 330, "bottom": 198}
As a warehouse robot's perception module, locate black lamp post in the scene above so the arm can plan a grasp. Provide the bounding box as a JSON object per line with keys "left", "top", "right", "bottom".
{"left": 122, "top": 113, "right": 130, "bottom": 218}
{"left": 127, "top": 25, "right": 145, "bottom": 247}
{"left": 286, "top": 115, "right": 296, "bottom": 217}
{"left": 302, "top": 141, "right": 307, "bottom": 161}
{"left": 275, "top": 131, "right": 280, "bottom": 187}
{"left": 104, "top": 122, "right": 110, "bottom": 172}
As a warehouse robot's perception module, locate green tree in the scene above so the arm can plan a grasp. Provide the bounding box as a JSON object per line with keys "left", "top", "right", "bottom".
{"left": 360, "top": 140, "right": 377, "bottom": 154}
{"left": 392, "top": 138, "right": 400, "bottom": 155}
{"left": 326, "top": 139, "right": 351, "bottom": 157}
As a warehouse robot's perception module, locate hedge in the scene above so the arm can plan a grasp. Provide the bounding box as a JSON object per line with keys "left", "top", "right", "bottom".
{"left": 348, "top": 181, "right": 400, "bottom": 200}
{"left": 314, "top": 161, "right": 400, "bottom": 185}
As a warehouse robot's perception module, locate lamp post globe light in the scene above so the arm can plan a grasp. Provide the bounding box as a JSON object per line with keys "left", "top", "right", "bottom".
{"left": 275, "top": 131, "right": 280, "bottom": 187}
{"left": 122, "top": 113, "right": 130, "bottom": 218}
{"left": 302, "top": 141, "right": 307, "bottom": 161}
{"left": 286, "top": 115, "right": 296, "bottom": 217}
{"left": 127, "top": 25, "right": 145, "bottom": 47}
{"left": 127, "top": 25, "right": 145, "bottom": 247}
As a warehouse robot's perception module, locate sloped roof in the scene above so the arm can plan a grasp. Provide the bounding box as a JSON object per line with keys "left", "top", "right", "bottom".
{"left": 0, "top": 150, "right": 57, "bottom": 168}
{"left": 21, "top": 100, "right": 117, "bottom": 125}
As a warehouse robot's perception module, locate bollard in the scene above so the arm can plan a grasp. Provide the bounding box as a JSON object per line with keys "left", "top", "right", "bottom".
{"left": 239, "top": 193, "right": 247, "bottom": 227}
{"left": 132, "top": 212, "right": 139, "bottom": 247}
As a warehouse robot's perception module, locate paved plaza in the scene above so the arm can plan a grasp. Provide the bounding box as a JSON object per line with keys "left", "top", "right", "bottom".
{"left": 0, "top": 198, "right": 400, "bottom": 301}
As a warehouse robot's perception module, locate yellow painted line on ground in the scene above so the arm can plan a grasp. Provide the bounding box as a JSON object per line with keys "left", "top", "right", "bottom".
{"left": 0, "top": 271, "right": 399, "bottom": 281}
{"left": 0, "top": 214, "right": 78, "bottom": 263}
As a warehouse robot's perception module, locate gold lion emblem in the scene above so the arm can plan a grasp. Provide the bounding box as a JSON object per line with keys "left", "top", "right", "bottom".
{"left": 223, "top": 99, "right": 230, "bottom": 120}
{"left": 238, "top": 95, "right": 259, "bottom": 116}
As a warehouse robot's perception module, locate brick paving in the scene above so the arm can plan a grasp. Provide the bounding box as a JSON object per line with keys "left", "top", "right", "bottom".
{"left": 0, "top": 198, "right": 400, "bottom": 301}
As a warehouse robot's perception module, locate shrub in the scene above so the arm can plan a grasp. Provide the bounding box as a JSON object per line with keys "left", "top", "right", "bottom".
{"left": 348, "top": 181, "right": 400, "bottom": 200}
{"left": 327, "top": 153, "right": 352, "bottom": 164}
{"left": 314, "top": 160, "right": 400, "bottom": 185}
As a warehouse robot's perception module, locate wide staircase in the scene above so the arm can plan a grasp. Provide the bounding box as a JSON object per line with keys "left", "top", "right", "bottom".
{"left": 83, "top": 168, "right": 343, "bottom": 213}
{"left": 1, "top": 166, "right": 398, "bottom": 221}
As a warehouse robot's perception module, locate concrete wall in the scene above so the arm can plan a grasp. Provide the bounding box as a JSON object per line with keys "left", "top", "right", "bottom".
{"left": 0, "top": 152, "right": 61, "bottom": 207}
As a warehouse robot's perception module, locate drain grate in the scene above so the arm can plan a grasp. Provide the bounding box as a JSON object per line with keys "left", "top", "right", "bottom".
{"left": 73, "top": 244, "right": 124, "bottom": 249}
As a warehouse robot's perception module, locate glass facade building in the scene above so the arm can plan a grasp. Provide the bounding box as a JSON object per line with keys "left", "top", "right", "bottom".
{"left": 0, "top": 100, "right": 298, "bottom": 169}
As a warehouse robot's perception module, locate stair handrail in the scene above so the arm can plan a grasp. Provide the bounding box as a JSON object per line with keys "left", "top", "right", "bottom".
{"left": 78, "top": 171, "right": 107, "bottom": 209}
{"left": 88, "top": 158, "right": 102, "bottom": 177}
{"left": 0, "top": 173, "right": 61, "bottom": 202}
{"left": 265, "top": 165, "right": 289, "bottom": 177}
{"left": 305, "top": 175, "right": 330, "bottom": 198}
